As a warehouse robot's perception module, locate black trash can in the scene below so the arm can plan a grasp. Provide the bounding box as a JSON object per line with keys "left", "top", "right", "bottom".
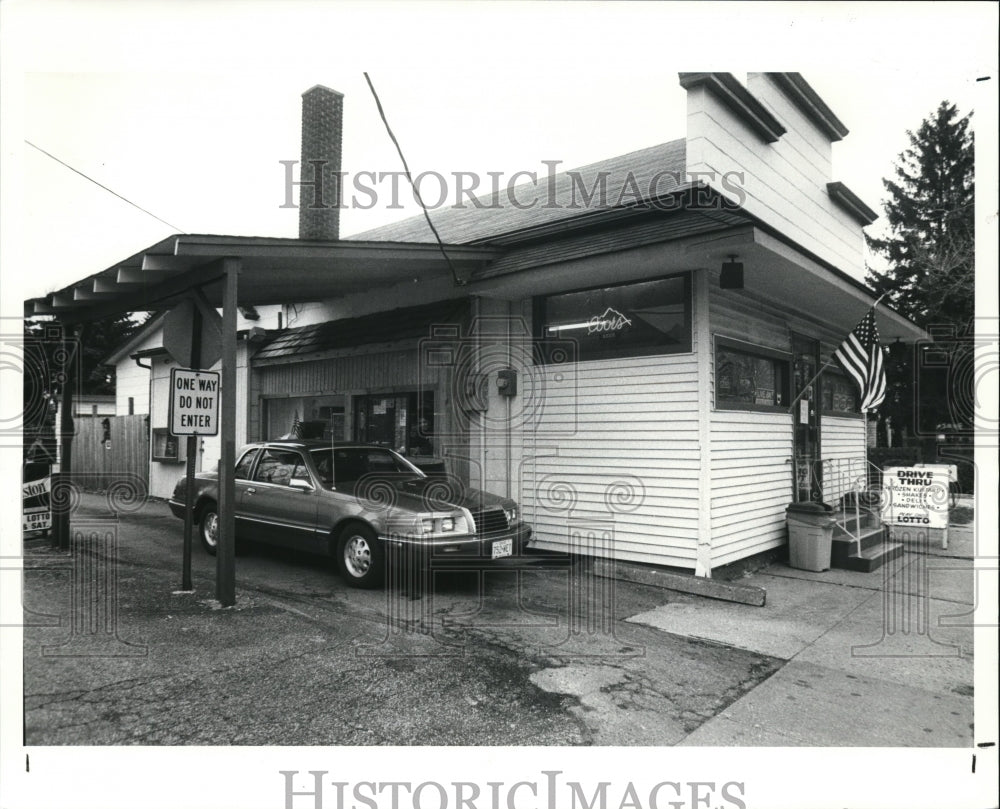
{"left": 786, "top": 501, "right": 835, "bottom": 572}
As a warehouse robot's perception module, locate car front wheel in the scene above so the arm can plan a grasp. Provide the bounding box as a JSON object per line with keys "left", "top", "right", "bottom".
{"left": 199, "top": 502, "right": 219, "bottom": 555}
{"left": 336, "top": 524, "right": 384, "bottom": 589}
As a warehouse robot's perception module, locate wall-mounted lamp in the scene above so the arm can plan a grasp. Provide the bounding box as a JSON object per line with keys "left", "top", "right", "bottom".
{"left": 720, "top": 255, "right": 744, "bottom": 290}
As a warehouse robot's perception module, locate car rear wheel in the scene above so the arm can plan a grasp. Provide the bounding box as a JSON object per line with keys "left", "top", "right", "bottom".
{"left": 199, "top": 502, "right": 219, "bottom": 556}
{"left": 336, "top": 524, "right": 384, "bottom": 589}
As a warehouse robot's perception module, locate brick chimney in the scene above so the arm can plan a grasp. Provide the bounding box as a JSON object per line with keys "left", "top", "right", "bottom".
{"left": 299, "top": 85, "right": 344, "bottom": 241}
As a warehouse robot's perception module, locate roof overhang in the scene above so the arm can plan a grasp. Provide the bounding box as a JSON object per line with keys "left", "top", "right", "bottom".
{"left": 25, "top": 235, "right": 502, "bottom": 323}
{"left": 687, "top": 226, "right": 927, "bottom": 342}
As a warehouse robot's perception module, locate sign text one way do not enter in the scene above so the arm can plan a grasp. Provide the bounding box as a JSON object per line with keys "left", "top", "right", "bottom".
{"left": 169, "top": 368, "right": 220, "bottom": 436}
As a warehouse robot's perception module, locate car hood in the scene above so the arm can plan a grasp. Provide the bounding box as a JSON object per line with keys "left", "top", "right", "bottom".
{"left": 339, "top": 476, "right": 513, "bottom": 513}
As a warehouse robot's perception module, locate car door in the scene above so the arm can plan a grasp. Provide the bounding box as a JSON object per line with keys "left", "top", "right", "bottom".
{"left": 233, "top": 447, "right": 262, "bottom": 537}
{"left": 241, "top": 448, "right": 320, "bottom": 550}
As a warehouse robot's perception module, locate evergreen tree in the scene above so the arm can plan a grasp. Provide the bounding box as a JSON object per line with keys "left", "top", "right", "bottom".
{"left": 22, "top": 314, "right": 143, "bottom": 461}
{"left": 866, "top": 101, "right": 975, "bottom": 444}
{"left": 866, "top": 101, "right": 974, "bottom": 330}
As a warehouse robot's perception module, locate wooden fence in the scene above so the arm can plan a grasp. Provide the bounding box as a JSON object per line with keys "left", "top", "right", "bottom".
{"left": 70, "top": 414, "right": 149, "bottom": 492}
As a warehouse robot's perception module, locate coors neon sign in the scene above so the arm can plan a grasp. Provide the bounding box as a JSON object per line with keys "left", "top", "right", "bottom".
{"left": 548, "top": 307, "right": 633, "bottom": 336}
{"left": 587, "top": 308, "right": 632, "bottom": 334}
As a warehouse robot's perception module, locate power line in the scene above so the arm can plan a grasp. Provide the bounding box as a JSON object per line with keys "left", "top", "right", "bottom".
{"left": 362, "top": 72, "right": 465, "bottom": 286}
{"left": 24, "top": 140, "right": 185, "bottom": 233}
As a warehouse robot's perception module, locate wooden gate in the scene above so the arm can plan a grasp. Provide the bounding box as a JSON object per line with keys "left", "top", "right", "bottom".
{"left": 71, "top": 414, "right": 149, "bottom": 492}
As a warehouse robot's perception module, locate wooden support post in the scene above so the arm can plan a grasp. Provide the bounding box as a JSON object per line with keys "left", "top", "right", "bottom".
{"left": 54, "top": 323, "right": 84, "bottom": 550}
{"left": 216, "top": 259, "right": 239, "bottom": 606}
{"left": 181, "top": 302, "right": 203, "bottom": 592}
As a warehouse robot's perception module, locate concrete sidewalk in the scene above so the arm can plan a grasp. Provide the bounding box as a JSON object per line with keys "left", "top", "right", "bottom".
{"left": 628, "top": 525, "right": 977, "bottom": 746}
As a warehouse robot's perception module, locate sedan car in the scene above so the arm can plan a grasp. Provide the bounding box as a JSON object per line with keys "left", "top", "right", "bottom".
{"left": 168, "top": 441, "right": 532, "bottom": 588}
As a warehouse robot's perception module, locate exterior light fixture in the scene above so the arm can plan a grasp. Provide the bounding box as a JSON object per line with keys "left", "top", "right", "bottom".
{"left": 720, "top": 255, "right": 744, "bottom": 290}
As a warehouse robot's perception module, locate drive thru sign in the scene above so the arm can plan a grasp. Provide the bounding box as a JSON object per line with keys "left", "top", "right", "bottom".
{"left": 169, "top": 368, "right": 220, "bottom": 436}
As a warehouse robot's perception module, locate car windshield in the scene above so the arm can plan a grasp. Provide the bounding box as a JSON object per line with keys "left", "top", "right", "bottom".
{"left": 309, "top": 447, "right": 424, "bottom": 488}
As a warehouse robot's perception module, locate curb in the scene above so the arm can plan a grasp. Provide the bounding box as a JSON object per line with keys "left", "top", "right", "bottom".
{"left": 593, "top": 558, "right": 767, "bottom": 607}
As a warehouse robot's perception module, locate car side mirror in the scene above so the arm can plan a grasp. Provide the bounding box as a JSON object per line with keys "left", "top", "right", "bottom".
{"left": 288, "top": 477, "right": 313, "bottom": 491}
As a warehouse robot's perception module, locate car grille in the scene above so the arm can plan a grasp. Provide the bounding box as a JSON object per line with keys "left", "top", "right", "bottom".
{"left": 472, "top": 507, "right": 508, "bottom": 536}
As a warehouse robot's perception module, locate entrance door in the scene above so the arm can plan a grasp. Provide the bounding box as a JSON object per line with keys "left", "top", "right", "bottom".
{"left": 791, "top": 334, "right": 823, "bottom": 502}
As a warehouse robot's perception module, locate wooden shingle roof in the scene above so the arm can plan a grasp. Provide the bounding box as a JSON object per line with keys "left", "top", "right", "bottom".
{"left": 349, "top": 139, "right": 686, "bottom": 245}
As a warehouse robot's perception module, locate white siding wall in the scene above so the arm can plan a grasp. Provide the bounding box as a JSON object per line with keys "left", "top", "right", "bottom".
{"left": 113, "top": 327, "right": 162, "bottom": 415}
{"left": 709, "top": 411, "right": 792, "bottom": 567}
{"left": 521, "top": 353, "right": 701, "bottom": 567}
{"left": 148, "top": 356, "right": 178, "bottom": 499}
{"left": 114, "top": 362, "right": 149, "bottom": 416}
{"left": 820, "top": 415, "right": 867, "bottom": 505}
{"left": 686, "top": 74, "right": 865, "bottom": 276}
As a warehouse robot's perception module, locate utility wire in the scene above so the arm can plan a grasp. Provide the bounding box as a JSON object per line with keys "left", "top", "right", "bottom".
{"left": 25, "top": 140, "right": 185, "bottom": 233}
{"left": 362, "top": 72, "right": 465, "bottom": 286}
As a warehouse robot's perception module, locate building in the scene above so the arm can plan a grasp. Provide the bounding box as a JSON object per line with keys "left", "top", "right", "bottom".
{"left": 103, "top": 309, "right": 281, "bottom": 499}
{"left": 39, "top": 73, "right": 927, "bottom": 576}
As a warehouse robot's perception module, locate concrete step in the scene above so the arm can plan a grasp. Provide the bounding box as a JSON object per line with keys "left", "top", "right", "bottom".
{"left": 831, "top": 525, "right": 904, "bottom": 573}
{"left": 832, "top": 522, "right": 884, "bottom": 552}
{"left": 832, "top": 508, "right": 881, "bottom": 534}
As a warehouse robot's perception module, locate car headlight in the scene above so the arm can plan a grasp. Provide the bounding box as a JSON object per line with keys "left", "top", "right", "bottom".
{"left": 414, "top": 515, "right": 462, "bottom": 535}
{"left": 504, "top": 507, "right": 517, "bottom": 526}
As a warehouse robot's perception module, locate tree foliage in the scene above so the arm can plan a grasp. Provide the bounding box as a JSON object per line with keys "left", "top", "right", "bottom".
{"left": 866, "top": 101, "right": 974, "bottom": 331}
{"left": 22, "top": 314, "right": 143, "bottom": 460}
{"left": 865, "top": 101, "right": 975, "bottom": 444}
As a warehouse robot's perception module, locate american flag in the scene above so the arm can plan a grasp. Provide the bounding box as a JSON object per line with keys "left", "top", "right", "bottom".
{"left": 834, "top": 308, "right": 886, "bottom": 413}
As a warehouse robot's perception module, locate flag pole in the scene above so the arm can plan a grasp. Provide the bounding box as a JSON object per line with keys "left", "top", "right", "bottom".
{"left": 860, "top": 293, "right": 886, "bottom": 487}
{"left": 787, "top": 358, "right": 837, "bottom": 413}
{"left": 786, "top": 293, "right": 888, "bottom": 414}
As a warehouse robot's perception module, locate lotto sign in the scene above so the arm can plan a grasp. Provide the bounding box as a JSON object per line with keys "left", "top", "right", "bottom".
{"left": 169, "top": 368, "right": 220, "bottom": 436}
{"left": 882, "top": 466, "right": 950, "bottom": 529}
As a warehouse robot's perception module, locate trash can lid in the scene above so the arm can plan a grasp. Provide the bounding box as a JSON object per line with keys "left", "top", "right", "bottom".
{"left": 786, "top": 500, "right": 834, "bottom": 514}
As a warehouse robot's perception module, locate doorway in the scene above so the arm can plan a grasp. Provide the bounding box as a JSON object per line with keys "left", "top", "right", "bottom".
{"left": 791, "top": 334, "right": 822, "bottom": 502}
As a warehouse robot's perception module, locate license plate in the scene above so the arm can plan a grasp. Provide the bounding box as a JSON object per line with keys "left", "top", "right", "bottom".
{"left": 491, "top": 538, "right": 512, "bottom": 559}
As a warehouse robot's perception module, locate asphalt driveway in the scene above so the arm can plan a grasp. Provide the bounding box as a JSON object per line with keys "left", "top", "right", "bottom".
{"left": 19, "top": 493, "right": 976, "bottom": 747}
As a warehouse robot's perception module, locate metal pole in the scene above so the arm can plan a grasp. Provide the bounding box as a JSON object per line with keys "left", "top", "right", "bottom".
{"left": 54, "top": 323, "right": 84, "bottom": 550}
{"left": 181, "top": 301, "right": 203, "bottom": 591}
{"left": 787, "top": 356, "right": 837, "bottom": 413}
{"left": 216, "top": 259, "right": 239, "bottom": 606}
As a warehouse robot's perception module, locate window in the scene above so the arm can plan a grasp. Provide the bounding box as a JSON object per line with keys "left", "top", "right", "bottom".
{"left": 252, "top": 449, "right": 310, "bottom": 487}
{"left": 151, "top": 428, "right": 183, "bottom": 462}
{"left": 715, "top": 337, "right": 790, "bottom": 411}
{"left": 536, "top": 273, "right": 691, "bottom": 363}
{"left": 264, "top": 394, "right": 346, "bottom": 441}
{"left": 317, "top": 447, "right": 418, "bottom": 487}
{"left": 354, "top": 391, "right": 435, "bottom": 456}
{"left": 234, "top": 448, "right": 260, "bottom": 479}
{"left": 822, "top": 372, "right": 860, "bottom": 416}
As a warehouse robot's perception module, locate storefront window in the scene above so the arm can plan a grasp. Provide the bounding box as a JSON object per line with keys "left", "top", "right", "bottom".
{"left": 715, "top": 337, "right": 790, "bottom": 411}
{"left": 151, "top": 428, "right": 183, "bottom": 463}
{"left": 354, "top": 391, "right": 435, "bottom": 456}
{"left": 265, "top": 395, "right": 346, "bottom": 441}
{"left": 536, "top": 273, "right": 691, "bottom": 362}
{"left": 822, "top": 373, "right": 859, "bottom": 415}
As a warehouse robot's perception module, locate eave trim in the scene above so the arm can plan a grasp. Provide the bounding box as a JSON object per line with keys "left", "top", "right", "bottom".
{"left": 679, "top": 72, "right": 787, "bottom": 143}
{"left": 765, "top": 72, "right": 849, "bottom": 141}
{"left": 827, "top": 181, "right": 879, "bottom": 226}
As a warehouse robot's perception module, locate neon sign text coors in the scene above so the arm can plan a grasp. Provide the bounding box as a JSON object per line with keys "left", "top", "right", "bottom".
{"left": 588, "top": 308, "right": 632, "bottom": 334}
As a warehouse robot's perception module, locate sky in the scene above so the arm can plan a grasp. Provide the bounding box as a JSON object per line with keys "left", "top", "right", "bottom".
{"left": 2, "top": 2, "right": 996, "bottom": 308}
{"left": 1, "top": 4, "right": 998, "bottom": 809}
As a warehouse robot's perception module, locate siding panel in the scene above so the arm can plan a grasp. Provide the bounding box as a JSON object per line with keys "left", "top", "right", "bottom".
{"left": 521, "top": 354, "right": 701, "bottom": 568}
{"left": 709, "top": 408, "right": 792, "bottom": 566}
{"left": 820, "top": 415, "right": 867, "bottom": 504}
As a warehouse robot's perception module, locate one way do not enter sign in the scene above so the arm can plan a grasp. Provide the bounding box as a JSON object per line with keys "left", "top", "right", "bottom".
{"left": 169, "top": 368, "right": 220, "bottom": 436}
